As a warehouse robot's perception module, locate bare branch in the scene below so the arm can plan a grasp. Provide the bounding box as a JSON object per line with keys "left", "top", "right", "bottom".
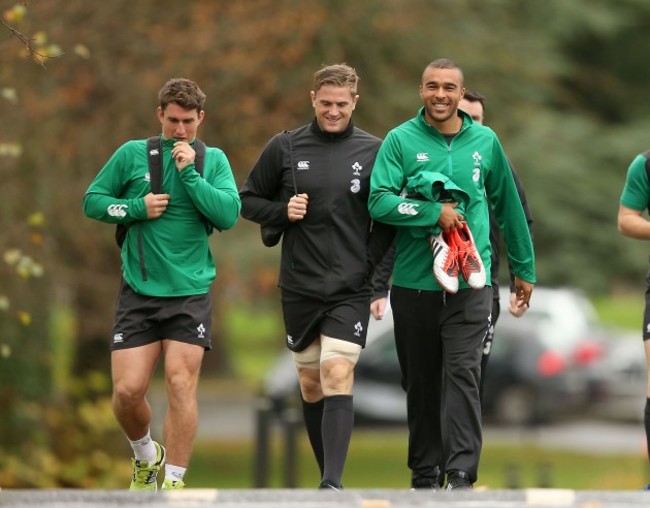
{"left": 0, "top": 16, "right": 61, "bottom": 67}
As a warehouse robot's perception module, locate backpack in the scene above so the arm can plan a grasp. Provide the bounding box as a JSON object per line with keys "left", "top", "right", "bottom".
{"left": 115, "top": 136, "right": 206, "bottom": 247}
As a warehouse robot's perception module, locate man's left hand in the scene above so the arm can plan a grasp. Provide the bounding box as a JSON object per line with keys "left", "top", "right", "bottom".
{"left": 512, "top": 277, "right": 534, "bottom": 312}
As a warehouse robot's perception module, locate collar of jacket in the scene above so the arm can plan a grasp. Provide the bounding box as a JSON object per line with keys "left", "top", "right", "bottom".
{"left": 309, "top": 117, "right": 355, "bottom": 141}
{"left": 416, "top": 107, "right": 473, "bottom": 136}
{"left": 160, "top": 136, "right": 198, "bottom": 148}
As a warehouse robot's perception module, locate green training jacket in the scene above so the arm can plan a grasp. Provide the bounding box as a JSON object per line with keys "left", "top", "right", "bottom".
{"left": 620, "top": 151, "right": 650, "bottom": 212}
{"left": 368, "top": 108, "right": 535, "bottom": 291}
{"left": 83, "top": 136, "right": 241, "bottom": 297}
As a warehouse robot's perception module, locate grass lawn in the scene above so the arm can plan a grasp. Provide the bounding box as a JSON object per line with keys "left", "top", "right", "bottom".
{"left": 185, "top": 428, "right": 649, "bottom": 490}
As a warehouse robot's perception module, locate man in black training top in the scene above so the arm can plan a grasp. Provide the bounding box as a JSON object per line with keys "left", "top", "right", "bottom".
{"left": 239, "top": 64, "right": 392, "bottom": 491}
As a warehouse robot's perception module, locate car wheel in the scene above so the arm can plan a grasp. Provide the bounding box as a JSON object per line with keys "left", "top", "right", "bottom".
{"left": 493, "top": 385, "right": 537, "bottom": 426}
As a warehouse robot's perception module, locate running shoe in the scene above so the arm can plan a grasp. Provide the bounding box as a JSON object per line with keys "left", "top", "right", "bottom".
{"left": 429, "top": 233, "right": 459, "bottom": 293}
{"left": 446, "top": 470, "right": 473, "bottom": 491}
{"left": 129, "top": 441, "right": 166, "bottom": 491}
{"left": 450, "top": 223, "right": 486, "bottom": 289}
{"left": 161, "top": 478, "right": 185, "bottom": 490}
{"left": 319, "top": 479, "right": 343, "bottom": 491}
{"left": 410, "top": 478, "right": 442, "bottom": 491}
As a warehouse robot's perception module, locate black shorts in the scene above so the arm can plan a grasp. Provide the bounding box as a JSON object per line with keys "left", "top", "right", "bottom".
{"left": 111, "top": 280, "right": 212, "bottom": 351}
{"left": 280, "top": 289, "right": 371, "bottom": 352}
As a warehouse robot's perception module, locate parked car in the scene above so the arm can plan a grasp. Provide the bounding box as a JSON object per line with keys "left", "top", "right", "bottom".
{"left": 262, "top": 286, "right": 638, "bottom": 426}
{"left": 587, "top": 328, "right": 646, "bottom": 422}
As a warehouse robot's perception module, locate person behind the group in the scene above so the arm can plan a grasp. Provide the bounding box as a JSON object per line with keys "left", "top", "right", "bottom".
{"left": 457, "top": 89, "right": 534, "bottom": 399}
{"left": 239, "top": 64, "right": 393, "bottom": 491}
{"left": 83, "top": 78, "right": 241, "bottom": 490}
{"left": 617, "top": 150, "right": 650, "bottom": 490}
{"left": 368, "top": 59, "right": 535, "bottom": 491}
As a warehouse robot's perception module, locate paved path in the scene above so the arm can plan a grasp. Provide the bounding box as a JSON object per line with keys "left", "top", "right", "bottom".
{"left": 1, "top": 488, "right": 649, "bottom": 508}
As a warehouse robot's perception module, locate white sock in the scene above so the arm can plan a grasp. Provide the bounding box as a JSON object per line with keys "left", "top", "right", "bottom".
{"left": 165, "top": 464, "right": 186, "bottom": 483}
{"left": 128, "top": 431, "right": 157, "bottom": 463}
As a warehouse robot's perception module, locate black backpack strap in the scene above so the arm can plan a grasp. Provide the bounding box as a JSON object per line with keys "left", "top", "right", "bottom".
{"left": 116, "top": 135, "right": 161, "bottom": 248}
{"left": 285, "top": 130, "right": 297, "bottom": 195}
{"left": 191, "top": 139, "right": 214, "bottom": 231}
{"left": 147, "top": 136, "right": 163, "bottom": 194}
{"left": 193, "top": 139, "right": 205, "bottom": 176}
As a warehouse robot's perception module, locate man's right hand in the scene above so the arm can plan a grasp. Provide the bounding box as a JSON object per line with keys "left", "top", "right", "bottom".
{"left": 438, "top": 202, "right": 463, "bottom": 232}
{"left": 288, "top": 193, "right": 309, "bottom": 222}
{"left": 144, "top": 192, "right": 170, "bottom": 219}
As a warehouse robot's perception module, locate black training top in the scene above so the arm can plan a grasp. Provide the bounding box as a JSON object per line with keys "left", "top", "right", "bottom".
{"left": 240, "top": 119, "right": 394, "bottom": 299}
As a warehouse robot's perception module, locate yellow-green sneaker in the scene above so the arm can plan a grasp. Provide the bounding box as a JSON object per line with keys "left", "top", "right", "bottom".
{"left": 161, "top": 478, "right": 185, "bottom": 490}
{"left": 129, "top": 441, "right": 166, "bottom": 491}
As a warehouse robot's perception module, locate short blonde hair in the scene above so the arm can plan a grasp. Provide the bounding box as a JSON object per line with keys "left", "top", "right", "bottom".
{"left": 313, "top": 64, "right": 359, "bottom": 95}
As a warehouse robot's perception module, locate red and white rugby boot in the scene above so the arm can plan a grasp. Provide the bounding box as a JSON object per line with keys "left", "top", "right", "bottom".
{"left": 429, "top": 233, "right": 459, "bottom": 293}
{"left": 450, "top": 222, "right": 486, "bottom": 289}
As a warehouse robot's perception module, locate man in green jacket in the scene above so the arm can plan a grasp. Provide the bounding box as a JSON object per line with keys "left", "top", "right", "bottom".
{"left": 617, "top": 150, "right": 650, "bottom": 491}
{"left": 83, "top": 78, "right": 241, "bottom": 490}
{"left": 368, "top": 59, "right": 535, "bottom": 491}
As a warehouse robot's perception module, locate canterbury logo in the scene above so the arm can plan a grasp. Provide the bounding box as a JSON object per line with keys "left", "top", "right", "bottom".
{"left": 297, "top": 161, "right": 310, "bottom": 170}
{"left": 416, "top": 153, "right": 429, "bottom": 162}
{"left": 397, "top": 202, "right": 419, "bottom": 215}
{"left": 149, "top": 148, "right": 159, "bottom": 156}
{"left": 107, "top": 204, "right": 128, "bottom": 218}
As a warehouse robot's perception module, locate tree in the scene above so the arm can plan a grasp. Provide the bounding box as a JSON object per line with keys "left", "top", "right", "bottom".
{"left": 0, "top": 2, "right": 125, "bottom": 488}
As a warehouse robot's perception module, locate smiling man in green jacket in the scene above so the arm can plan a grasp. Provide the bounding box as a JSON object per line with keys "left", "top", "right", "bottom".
{"left": 83, "top": 78, "right": 240, "bottom": 491}
{"left": 368, "top": 59, "right": 535, "bottom": 491}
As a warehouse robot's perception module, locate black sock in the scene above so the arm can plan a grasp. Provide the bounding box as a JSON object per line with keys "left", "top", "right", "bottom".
{"left": 301, "top": 397, "right": 325, "bottom": 476}
{"left": 321, "top": 394, "right": 354, "bottom": 487}
{"left": 643, "top": 398, "right": 650, "bottom": 459}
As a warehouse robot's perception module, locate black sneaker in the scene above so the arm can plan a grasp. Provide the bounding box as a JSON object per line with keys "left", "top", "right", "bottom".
{"left": 319, "top": 479, "right": 343, "bottom": 492}
{"left": 410, "top": 467, "right": 443, "bottom": 491}
{"left": 410, "top": 477, "right": 441, "bottom": 492}
{"left": 446, "top": 471, "right": 473, "bottom": 491}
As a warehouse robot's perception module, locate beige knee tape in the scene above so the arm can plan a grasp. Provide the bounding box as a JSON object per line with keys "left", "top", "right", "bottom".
{"left": 292, "top": 341, "right": 321, "bottom": 370}
{"left": 292, "top": 336, "right": 361, "bottom": 369}
{"left": 321, "top": 336, "right": 361, "bottom": 365}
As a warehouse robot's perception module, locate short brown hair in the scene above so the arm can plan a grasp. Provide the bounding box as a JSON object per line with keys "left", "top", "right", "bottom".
{"left": 158, "top": 78, "right": 206, "bottom": 113}
{"left": 313, "top": 64, "right": 359, "bottom": 95}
